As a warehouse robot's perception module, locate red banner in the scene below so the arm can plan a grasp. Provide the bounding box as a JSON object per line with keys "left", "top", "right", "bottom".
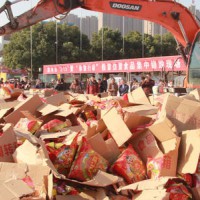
{"left": 43, "top": 56, "right": 186, "bottom": 74}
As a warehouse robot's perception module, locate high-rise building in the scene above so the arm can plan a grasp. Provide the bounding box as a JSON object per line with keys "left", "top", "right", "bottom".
{"left": 143, "top": 21, "right": 167, "bottom": 36}
{"left": 61, "top": 14, "right": 98, "bottom": 41}
{"left": 189, "top": 4, "right": 200, "bottom": 25}
{"left": 98, "top": 13, "right": 143, "bottom": 35}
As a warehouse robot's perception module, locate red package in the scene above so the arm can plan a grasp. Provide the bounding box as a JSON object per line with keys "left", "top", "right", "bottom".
{"left": 54, "top": 133, "right": 80, "bottom": 174}
{"left": 165, "top": 178, "right": 193, "bottom": 200}
{"left": 179, "top": 173, "right": 194, "bottom": 188}
{"left": 110, "top": 145, "right": 146, "bottom": 184}
{"left": 41, "top": 119, "right": 68, "bottom": 132}
{"left": 68, "top": 137, "right": 108, "bottom": 182}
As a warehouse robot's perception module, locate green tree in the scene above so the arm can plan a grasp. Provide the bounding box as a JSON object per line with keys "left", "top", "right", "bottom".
{"left": 91, "top": 27, "right": 123, "bottom": 60}
{"left": 3, "top": 22, "right": 91, "bottom": 76}
{"left": 124, "top": 31, "right": 142, "bottom": 58}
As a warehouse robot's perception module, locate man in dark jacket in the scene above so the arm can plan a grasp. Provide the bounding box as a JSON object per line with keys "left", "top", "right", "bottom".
{"left": 141, "top": 74, "right": 155, "bottom": 95}
{"left": 119, "top": 79, "right": 129, "bottom": 96}
{"left": 101, "top": 77, "right": 108, "bottom": 92}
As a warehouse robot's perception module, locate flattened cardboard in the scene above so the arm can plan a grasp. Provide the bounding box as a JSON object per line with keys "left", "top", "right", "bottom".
{"left": 103, "top": 107, "right": 132, "bottom": 147}
{"left": 13, "top": 140, "right": 45, "bottom": 165}
{"left": 45, "top": 92, "right": 68, "bottom": 106}
{"left": 4, "top": 94, "right": 43, "bottom": 125}
{"left": 0, "top": 101, "right": 19, "bottom": 110}
{"left": 0, "top": 162, "right": 27, "bottom": 180}
{"left": 37, "top": 103, "right": 59, "bottom": 116}
{"left": 123, "top": 104, "right": 158, "bottom": 116}
{"left": 27, "top": 165, "right": 50, "bottom": 197}
{"left": 128, "top": 87, "right": 150, "bottom": 105}
{"left": 178, "top": 129, "right": 200, "bottom": 174}
{"left": 4, "top": 179, "right": 33, "bottom": 198}
{"left": 88, "top": 133, "right": 120, "bottom": 163}
{"left": 0, "top": 124, "right": 17, "bottom": 162}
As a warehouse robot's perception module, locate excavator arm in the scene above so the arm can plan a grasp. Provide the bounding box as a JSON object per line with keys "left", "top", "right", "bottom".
{"left": 0, "top": 0, "right": 199, "bottom": 49}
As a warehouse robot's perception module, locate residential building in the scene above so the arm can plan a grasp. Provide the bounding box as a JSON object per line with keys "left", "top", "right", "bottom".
{"left": 61, "top": 14, "right": 98, "bottom": 40}
{"left": 143, "top": 21, "right": 167, "bottom": 36}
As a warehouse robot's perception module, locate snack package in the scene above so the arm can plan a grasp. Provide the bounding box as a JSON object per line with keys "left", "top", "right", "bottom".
{"left": 147, "top": 157, "right": 163, "bottom": 179}
{"left": 46, "top": 133, "right": 80, "bottom": 175}
{"left": 54, "top": 133, "right": 80, "bottom": 173}
{"left": 41, "top": 119, "right": 70, "bottom": 132}
{"left": 15, "top": 118, "right": 41, "bottom": 134}
{"left": 165, "top": 178, "right": 193, "bottom": 200}
{"left": 68, "top": 137, "right": 108, "bottom": 182}
{"left": 110, "top": 145, "right": 146, "bottom": 184}
{"left": 1, "top": 86, "right": 13, "bottom": 96}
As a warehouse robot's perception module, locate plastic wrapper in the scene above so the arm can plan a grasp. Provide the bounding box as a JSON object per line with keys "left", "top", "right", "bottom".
{"left": 46, "top": 133, "right": 80, "bottom": 175}
{"left": 110, "top": 145, "right": 146, "bottom": 184}
{"left": 165, "top": 178, "right": 193, "bottom": 200}
{"left": 15, "top": 118, "right": 41, "bottom": 134}
{"left": 147, "top": 157, "right": 163, "bottom": 179}
{"left": 41, "top": 119, "right": 69, "bottom": 132}
{"left": 68, "top": 137, "right": 108, "bottom": 182}
{"left": 1, "top": 86, "right": 13, "bottom": 96}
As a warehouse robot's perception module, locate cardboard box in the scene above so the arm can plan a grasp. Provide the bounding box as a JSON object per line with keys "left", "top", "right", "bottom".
{"left": 130, "top": 118, "right": 180, "bottom": 177}
{"left": 0, "top": 124, "right": 17, "bottom": 162}
{"left": 189, "top": 88, "right": 200, "bottom": 101}
{"left": 103, "top": 107, "right": 132, "bottom": 147}
{"left": 178, "top": 129, "right": 200, "bottom": 174}
{"left": 160, "top": 94, "right": 200, "bottom": 133}
{"left": 128, "top": 87, "right": 150, "bottom": 105}
{"left": 4, "top": 94, "right": 43, "bottom": 125}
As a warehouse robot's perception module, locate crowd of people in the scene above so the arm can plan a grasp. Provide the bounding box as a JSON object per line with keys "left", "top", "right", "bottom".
{"left": 0, "top": 74, "right": 174, "bottom": 97}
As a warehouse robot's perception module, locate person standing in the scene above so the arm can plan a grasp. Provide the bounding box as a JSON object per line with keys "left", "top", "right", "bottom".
{"left": 108, "top": 77, "right": 118, "bottom": 96}
{"left": 98, "top": 78, "right": 104, "bottom": 93}
{"left": 119, "top": 79, "right": 129, "bottom": 96}
{"left": 141, "top": 74, "right": 155, "bottom": 95}
{"left": 87, "top": 75, "right": 99, "bottom": 95}
{"left": 101, "top": 76, "right": 108, "bottom": 92}
{"left": 70, "top": 79, "right": 82, "bottom": 93}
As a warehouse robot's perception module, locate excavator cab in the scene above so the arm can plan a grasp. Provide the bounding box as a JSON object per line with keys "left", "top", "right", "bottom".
{"left": 187, "top": 31, "right": 200, "bottom": 88}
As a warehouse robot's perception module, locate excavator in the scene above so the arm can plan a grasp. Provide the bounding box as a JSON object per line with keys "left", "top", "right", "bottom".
{"left": 0, "top": 0, "right": 200, "bottom": 89}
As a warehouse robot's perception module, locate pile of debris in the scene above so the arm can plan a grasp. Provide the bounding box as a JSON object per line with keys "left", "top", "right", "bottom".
{"left": 0, "top": 87, "right": 199, "bottom": 200}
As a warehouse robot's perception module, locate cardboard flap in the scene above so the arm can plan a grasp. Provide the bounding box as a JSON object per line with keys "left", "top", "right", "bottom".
{"left": 128, "top": 87, "right": 150, "bottom": 105}
{"left": 58, "top": 103, "right": 72, "bottom": 110}
{"left": 123, "top": 111, "right": 152, "bottom": 131}
{"left": 55, "top": 109, "right": 74, "bottom": 117}
{"left": 0, "top": 124, "right": 17, "bottom": 162}
{"left": 178, "top": 129, "right": 200, "bottom": 174}
{"left": 4, "top": 95, "right": 43, "bottom": 125}
{"left": 45, "top": 92, "right": 68, "bottom": 106}
{"left": 117, "top": 176, "right": 171, "bottom": 191}
{"left": 189, "top": 88, "right": 200, "bottom": 101}
{"left": 123, "top": 105, "right": 158, "bottom": 116}
{"left": 103, "top": 107, "right": 132, "bottom": 147}
{"left": 4, "top": 179, "right": 34, "bottom": 198}
{"left": 37, "top": 104, "right": 59, "bottom": 116}
{"left": 88, "top": 133, "right": 120, "bottom": 163}
{"left": 13, "top": 140, "right": 45, "bottom": 165}
{"left": 0, "top": 162, "right": 27, "bottom": 180}
{"left": 0, "top": 101, "right": 20, "bottom": 110}
{"left": 149, "top": 118, "right": 177, "bottom": 142}
{"left": 0, "top": 108, "right": 13, "bottom": 119}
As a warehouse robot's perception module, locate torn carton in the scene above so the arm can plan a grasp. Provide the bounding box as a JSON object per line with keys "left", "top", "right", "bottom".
{"left": 103, "top": 107, "right": 132, "bottom": 147}
{"left": 130, "top": 118, "right": 180, "bottom": 177}
{"left": 0, "top": 124, "right": 17, "bottom": 162}
{"left": 45, "top": 92, "right": 68, "bottom": 106}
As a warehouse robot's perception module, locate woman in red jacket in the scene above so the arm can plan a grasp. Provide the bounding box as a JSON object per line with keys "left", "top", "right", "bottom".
{"left": 86, "top": 76, "right": 99, "bottom": 95}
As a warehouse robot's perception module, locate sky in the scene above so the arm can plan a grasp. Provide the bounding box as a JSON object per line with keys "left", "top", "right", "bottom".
{"left": 0, "top": 0, "right": 199, "bottom": 26}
